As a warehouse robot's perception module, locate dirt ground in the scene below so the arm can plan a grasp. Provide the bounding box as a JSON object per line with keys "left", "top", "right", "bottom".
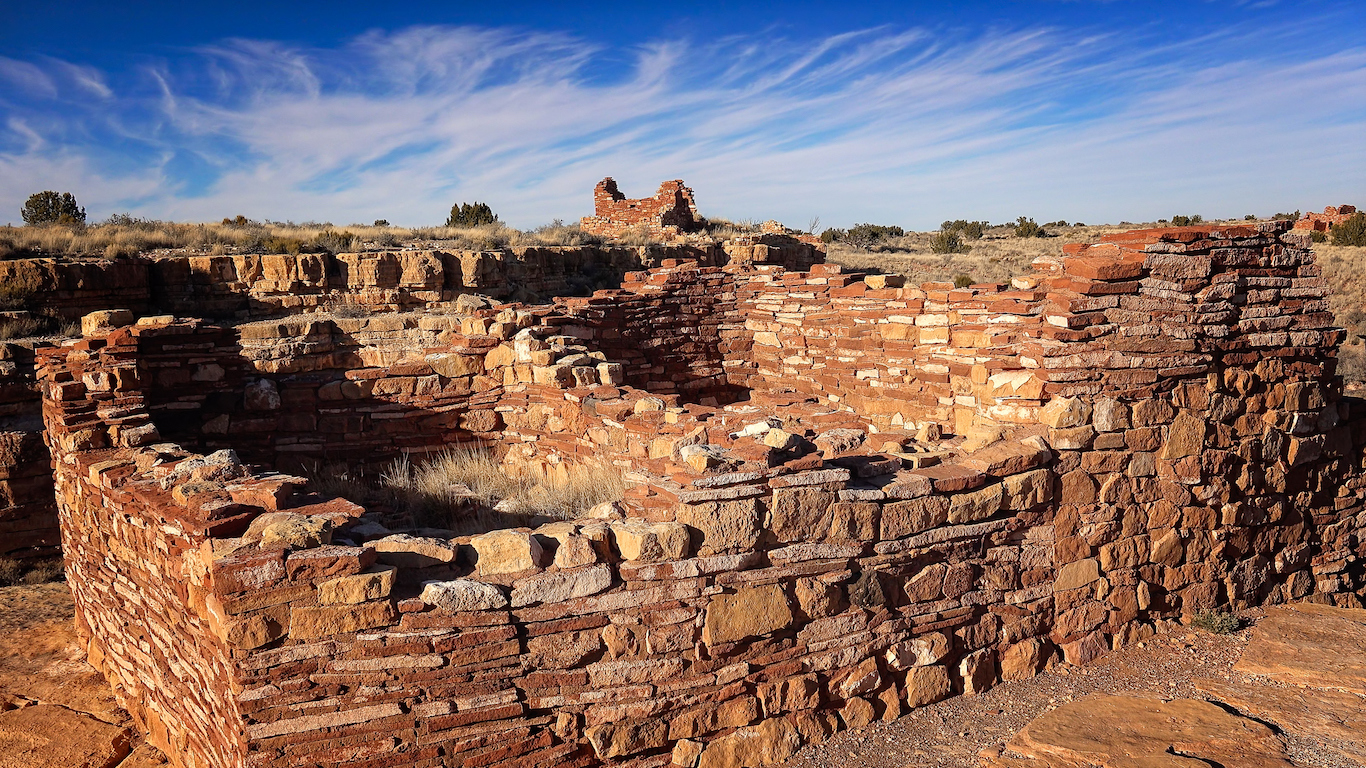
{"left": 0, "top": 582, "right": 167, "bottom": 767}
{"left": 791, "top": 608, "right": 1361, "bottom": 768}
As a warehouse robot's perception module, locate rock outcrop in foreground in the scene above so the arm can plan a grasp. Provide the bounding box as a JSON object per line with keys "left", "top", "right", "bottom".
{"left": 36, "top": 219, "right": 1366, "bottom": 767}
{"left": 989, "top": 602, "right": 1366, "bottom": 767}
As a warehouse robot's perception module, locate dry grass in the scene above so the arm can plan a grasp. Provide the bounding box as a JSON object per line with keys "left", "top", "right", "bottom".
{"left": 827, "top": 224, "right": 1132, "bottom": 285}
{"left": 0, "top": 557, "right": 64, "bottom": 587}
{"left": 304, "top": 447, "right": 626, "bottom": 532}
{"left": 0, "top": 317, "right": 42, "bottom": 340}
{"left": 0, "top": 217, "right": 617, "bottom": 260}
{"left": 382, "top": 446, "right": 625, "bottom": 527}
{"left": 1315, "top": 243, "right": 1366, "bottom": 385}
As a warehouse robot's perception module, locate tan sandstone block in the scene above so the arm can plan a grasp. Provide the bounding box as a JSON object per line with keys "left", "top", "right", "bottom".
{"left": 610, "top": 520, "right": 689, "bottom": 562}
{"left": 1160, "top": 412, "right": 1206, "bottom": 459}
{"left": 905, "top": 665, "right": 953, "bottom": 708}
{"left": 289, "top": 601, "right": 396, "bottom": 640}
{"left": 703, "top": 583, "right": 793, "bottom": 645}
{"left": 1040, "top": 396, "right": 1091, "bottom": 429}
{"left": 1055, "top": 558, "right": 1101, "bottom": 591}
{"left": 471, "top": 530, "right": 545, "bottom": 576}
{"left": 947, "top": 482, "right": 1003, "bottom": 524}
{"left": 318, "top": 565, "right": 397, "bottom": 605}
{"left": 82, "top": 309, "right": 134, "bottom": 336}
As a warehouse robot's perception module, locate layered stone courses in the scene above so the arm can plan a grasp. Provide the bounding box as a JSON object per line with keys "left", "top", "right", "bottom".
{"left": 1294, "top": 204, "right": 1358, "bottom": 232}
{"left": 579, "top": 179, "right": 702, "bottom": 239}
{"left": 36, "top": 219, "right": 1366, "bottom": 768}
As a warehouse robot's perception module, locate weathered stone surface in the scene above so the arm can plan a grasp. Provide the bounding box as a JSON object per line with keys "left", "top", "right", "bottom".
{"left": 1039, "top": 397, "right": 1091, "bottom": 429}
{"left": 247, "top": 512, "right": 332, "bottom": 550}
{"left": 420, "top": 579, "right": 508, "bottom": 612}
{"left": 586, "top": 718, "right": 668, "bottom": 759}
{"left": 1236, "top": 603, "right": 1366, "bottom": 695}
{"left": 0, "top": 704, "right": 132, "bottom": 768}
{"left": 1160, "top": 412, "right": 1206, "bottom": 459}
{"left": 703, "top": 584, "right": 793, "bottom": 645}
{"left": 509, "top": 563, "right": 613, "bottom": 607}
{"left": 81, "top": 309, "right": 134, "bottom": 336}
{"left": 1006, "top": 695, "right": 1293, "bottom": 768}
{"left": 470, "top": 530, "right": 545, "bottom": 576}
{"left": 1001, "top": 638, "right": 1046, "bottom": 681}
{"left": 677, "top": 498, "right": 761, "bottom": 553}
{"left": 317, "top": 565, "right": 396, "bottom": 605}
{"left": 1054, "top": 558, "right": 1100, "bottom": 592}
{"left": 288, "top": 601, "right": 396, "bottom": 640}
{"left": 371, "top": 534, "right": 459, "bottom": 568}
{"left": 695, "top": 717, "right": 803, "bottom": 768}
{"left": 1194, "top": 677, "right": 1366, "bottom": 766}
{"left": 960, "top": 648, "right": 996, "bottom": 695}
{"left": 610, "top": 520, "right": 689, "bottom": 562}
{"left": 886, "top": 632, "right": 950, "bottom": 670}
{"left": 767, "top": 487, "right": 837, "bottom": 543}
{"left": 1002, "top": 468, "right": 1052, "bottom": 511}
{"left": 904, "top": 665, "right": 953, "bottom": 708}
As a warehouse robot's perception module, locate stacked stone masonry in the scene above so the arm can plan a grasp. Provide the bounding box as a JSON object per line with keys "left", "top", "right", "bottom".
{"left": 0, "top": 241, "right": 822, "bottom": 556}
{"left": 579, "top": 179, "right": 703, "bottom": 239}
{"left": 1294, "top": 204, "right": 1358, "bottom": 232}
{"left": 36, "top": 220, "right": 1366, "bottom": 768}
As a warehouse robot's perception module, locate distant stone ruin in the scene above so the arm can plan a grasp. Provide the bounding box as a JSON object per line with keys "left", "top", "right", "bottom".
{"left": 579, "top": 178, "right": 703, "bottom": 239}
{"left": 1294, "top": 203, "right": 1358, "bottom": 232}
{"left": 34, "top": 209, "right": 1366, "bottom": 767}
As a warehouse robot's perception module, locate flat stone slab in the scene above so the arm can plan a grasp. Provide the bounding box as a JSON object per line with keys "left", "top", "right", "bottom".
{"left": 1235, "top": 603, "right": 1366, "bottom": 695}
{"left": 0, "top": 704, "right": 132, "bottom": 768}
{"left": 1000, "top": 694, "right": 1294, "bottom": 768}
{"left": 1195, "top": 677, "right": 1366, "bottom": 767}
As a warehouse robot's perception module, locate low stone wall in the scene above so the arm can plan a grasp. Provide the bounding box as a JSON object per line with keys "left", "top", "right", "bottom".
{"left": 37, "top": 221, "right": 1366, "bottom": 768}
{"left": 0, "top": 243, "right": 747, "bottom": 322}
{"left": 0, "top": 341, "right": 58, "bottom": 559}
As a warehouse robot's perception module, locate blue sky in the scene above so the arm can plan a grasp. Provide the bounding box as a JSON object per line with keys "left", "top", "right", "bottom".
{"left": 1, "top": 1, "right": 1363, "bottom": 229}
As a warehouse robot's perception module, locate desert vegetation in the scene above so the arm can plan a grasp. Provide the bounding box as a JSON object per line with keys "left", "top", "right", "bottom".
{"left": 20, "top": 191, "right": 86, "bottom": 226}
{"left": 1316, "top": 240, "right": 1366, "bottom": 384}
{"left": 0, "top": 557, "right": 64, "bottom": 587}
{"left": 0, "top": 216, "right": 620, "bottom": 260}
{"left": 826, "top": 221, "right": 1131, "bottom": 284}
{"left": 307, "top": 446, "right": 625, "bottom": 533}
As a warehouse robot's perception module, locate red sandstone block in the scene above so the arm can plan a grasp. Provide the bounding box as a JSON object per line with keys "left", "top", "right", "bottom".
{"left": 284, "top": 545, "right": 375, "bottom": 580}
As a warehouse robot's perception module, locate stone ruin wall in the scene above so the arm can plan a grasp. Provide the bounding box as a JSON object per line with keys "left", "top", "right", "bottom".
{"left": 1294, "top": 203, "right": 1358, "bottom": 232}
{"left": 579, "top": 179, "right": 703, "bottom": 239}
{"left": 0, "top": 241, "right": 820, "bottom": 557}
{"left": 0, "top": 341, "right": 58, "bottom": 558}
{"left": 34, "top": 220, "right": 1366, "bottom": 767}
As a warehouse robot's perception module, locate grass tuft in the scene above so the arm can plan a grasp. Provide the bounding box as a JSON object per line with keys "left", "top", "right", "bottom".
{"left": 1190, "top": 609, "right": 1240, "bottom": 634}
{"left": 0, "top": 557, "right": 64, "bottom": 587}
{"left": 381, "top": 446, "right": 625, "bottom": 528}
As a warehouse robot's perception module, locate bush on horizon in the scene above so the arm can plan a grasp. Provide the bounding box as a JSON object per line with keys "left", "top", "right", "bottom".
{"left": 21, "top": 192, "right": 86, "bottom": 226}
{"left": 446, "top": 202, "right": 498, "bottom": 228}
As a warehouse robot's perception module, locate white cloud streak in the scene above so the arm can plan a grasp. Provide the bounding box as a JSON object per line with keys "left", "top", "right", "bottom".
{"left": 0, "top": 21, "right": 1362, "bottom": 229}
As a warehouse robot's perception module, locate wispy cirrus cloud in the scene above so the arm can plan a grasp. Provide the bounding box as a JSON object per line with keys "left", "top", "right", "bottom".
{"left": 0, "top": 17, "right": 1362, "bottom": 228}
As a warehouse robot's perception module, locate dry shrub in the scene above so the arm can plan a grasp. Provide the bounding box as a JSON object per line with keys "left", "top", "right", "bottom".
{"left": 529, "top": 220, "right": 602, "bottom": 246}
{"left": 0, "top": 557, "right": 63, "bottom": 586}
{"left": 383, "top": 446, "right": 624, "bottom": 527}
{"left": 21, "top": 558, "right": 64, "bottom": 584}
{"left": 0, "top": 559, "right": 20, "bottom": 587}
{"left": 1316, "top": 243, "right": 1366, "bottom": 386}
{"left": 0, "top": 217, "right": 647, "bottom": 257}
{"left": 0, "top": 316, "right": 42, "bottom": 340}
{"left": 612, "top": 226, "right": 668, "bottom": 247}
{"left": 1190, "top": 609, "right": 1239, "bottom": 634}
